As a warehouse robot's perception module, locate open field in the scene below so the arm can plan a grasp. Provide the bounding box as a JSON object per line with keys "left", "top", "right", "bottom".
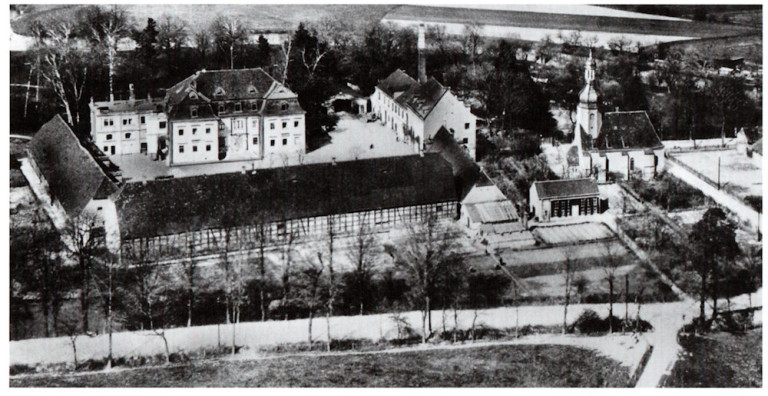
{"left": 657, "top": 33, "right": 763, "bottom": 64}
{"left": 12, "top": 4, "right": 397, "bottom": 35}
{"left": 671, "top": 149, "right": 762, "bottom": 199}
{"left": 666, "top": 329, "right": 762, "bottom": 387}
{"left": 10, "top": 343, "right": 632, "bottom": 387}
{"left": 383, "top": 5, "right": 756, "bottom": 40}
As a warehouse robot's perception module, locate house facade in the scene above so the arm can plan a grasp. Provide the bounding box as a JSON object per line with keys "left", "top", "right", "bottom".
{"left": 370, "top": 25, "right": 477, "bottom": 160}
{"left": 89, "top": 69, "right": 306, "bottom": 166}
{"left": 571, "top": 52, "right": 664, "bottom": 181}
{"left": 529, "top": 178, "right": 601, "bottom": 222}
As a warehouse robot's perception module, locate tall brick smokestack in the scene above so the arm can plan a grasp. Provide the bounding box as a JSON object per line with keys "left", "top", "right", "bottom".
{"left": 418, "top": 23, "right": 427, "bottom": 84}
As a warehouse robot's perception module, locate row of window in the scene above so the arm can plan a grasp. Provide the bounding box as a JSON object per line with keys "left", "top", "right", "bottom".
{"left": 269, "top": 120, "right": 300, "bottom": 130}
{"left": 101, "top": 116, "right": 147, "bottom": 127}
{"left": 178, "top": 127, "right": 212, "bottom": 136}
{"left": 105, "top": 132, "right": 133, "bottom": 141}
{"left": 178, "top": 144, "right": 212, "bottom": 153}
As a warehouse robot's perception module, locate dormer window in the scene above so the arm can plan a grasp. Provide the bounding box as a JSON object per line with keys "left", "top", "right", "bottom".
{"left": 218, "top": 103, "right": 225, "bottom": 113}
{"left": 214, "top": 87, "right": 225, "bottom": 96}
{"left": 281, "top": 103, "right": 288, "bottom": 111}
{"left": 252, "top": 102, "right": 259, "bottom": 111}
{"left": 189, "top": 92, "right": 198, "bottom": 100}
{"left": 190, "top": 106, "right": 198, "bottom": 118}
{"left": 247, "top": 85, "right": 257, "bottom": 95}
{"left": 234, "top": 103, "right": 242, "bottom": 112}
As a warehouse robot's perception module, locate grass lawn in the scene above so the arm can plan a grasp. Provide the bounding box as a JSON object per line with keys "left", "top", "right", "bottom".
{"left": 666, "top": 329, "right": 762, "bottom": 387}
{"left": 11, "top": 344, "right": 631, "bottom": 387}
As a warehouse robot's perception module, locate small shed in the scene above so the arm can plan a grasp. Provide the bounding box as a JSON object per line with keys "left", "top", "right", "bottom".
{"left": 529, "top": 178, "right": 600, "bottom": 222}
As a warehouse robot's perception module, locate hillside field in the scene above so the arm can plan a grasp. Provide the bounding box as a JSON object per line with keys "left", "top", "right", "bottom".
{"left": 10, "top": 343, "right": 631, "bottom": 387}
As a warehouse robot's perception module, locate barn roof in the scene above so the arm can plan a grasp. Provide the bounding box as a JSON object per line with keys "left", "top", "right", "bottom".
{"left": 532, "top": 178, "right": 599, "bottom": 200}
{"left": 377, "top": 69, "right": 418, "bottom": 96}
{"left": 28, "top": 115, "right": 121, "bottom": 217}
{"left": 428, "top": 127, "right": 492, "bottom": 200}
{"left": 115, "top": 153, "right": 458, "bottom": 239}
{"left": 587, "top": 111, "right": 663, "bottom": 151}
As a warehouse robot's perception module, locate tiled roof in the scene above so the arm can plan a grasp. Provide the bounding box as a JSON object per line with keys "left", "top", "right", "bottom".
{"left": 377, "top": 69, "right": 418, "bottom": 96}
{"left": 395, "top": 77, "right": 449, "bottom": 119}
{"left": 590, "top": 111, "right": 663, "bottom": 151}
{"left": 115, "top": 153, "right": 458, "bottom": 239}
{"left": 428, "top": 127, "right": 492, "bottom": 200}
{"left": 533, "top": 178, "right": 599, "bottom": 200}
{"left": 28, "top": 115, "right": 120, "bottom": 217}
{"left": 462, "top": 184, "right": 507, "bottom": 205}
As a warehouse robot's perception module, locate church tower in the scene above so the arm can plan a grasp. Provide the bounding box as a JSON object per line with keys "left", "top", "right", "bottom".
{"left": 574, "top": 50, "right": 601, "bottom": 150}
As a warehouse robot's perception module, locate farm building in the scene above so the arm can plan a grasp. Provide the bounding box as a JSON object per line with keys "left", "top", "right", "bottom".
{"left": 24, "top": 115, "right": 470, "bottom": 261}
{"left": 529, "top": 178, "right": 601, "bottom": 222}
{"left": 427, "top": 127, "right": 521, "bottom": 235}
{"left": 571, "top": 53, "right": 664, "bottom": 181}
{"left": 370, "top": 24, "right": 477, "bottom": 160}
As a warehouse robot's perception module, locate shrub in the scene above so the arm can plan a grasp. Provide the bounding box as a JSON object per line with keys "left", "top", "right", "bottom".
{"left": 9, "top": 364, "right": 35, "bottom": 376}
{"left": 569, "top": 309, "right": 607, "bottom": 334}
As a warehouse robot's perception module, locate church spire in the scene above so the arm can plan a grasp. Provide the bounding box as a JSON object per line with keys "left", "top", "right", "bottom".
{"left": 585, "top": 49, "right": 596, "bottom": 83}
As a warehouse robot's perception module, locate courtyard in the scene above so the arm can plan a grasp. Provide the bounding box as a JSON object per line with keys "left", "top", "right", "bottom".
{"left": 112, "top": 113, "right": 416, "bottom": 182}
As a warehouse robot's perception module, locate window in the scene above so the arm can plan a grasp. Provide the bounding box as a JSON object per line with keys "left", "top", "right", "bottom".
{"left": 192, "top": 128, "right": 197, "bottom": 135}
{"left": 270, "top": 139, "right": 276, "bottom": 147}
{"left": 465, "top": 123, "right": 470, "bottom": 129}
{"left": 282, "top": 121, "right": 287, "bottom": 129}
{"left": 206, "top": 128, "right": 211, "bottom": 134}
{"left": 103, "top": 146, "right": 108, "bottom": 152}
{"left": 252, "top": 102, "right": 259, "bottom": 111}
{"left": 106, "top": 134, "right": 113, "bottom": 140}
{"left": 462, "top": 137, "right": 469, "bottom": 144}
{"left": 281, "top": 103, "right": 288, "bottom": 111}
{"left": 110, "top": 119, "right": 114, "bottom": 126}
{"left": 178, "top": 129, "right": 184, "bottom": 136}
{"left": 234, "top": 103, "right": 242, "bottom": 112}
{"left": 159, "top": 121, "right": 166, "bottom": 129}
{"left": 193, "top": 146, "right": 198, "bottom": 152}
{"left": 179, "top": 146, "right": 185, "bottom": 153}
{"left": 103, "top": 120, "right": 109, "bottom": 127}
{"left": 125, "top": 133, "right": 131, "bottom": 139}
{"left": 294, "top": 120, "right": 299, "bottom": 127}
{"left": 270, "top": 123, "right": 275, "bottom": 130}
{"left": 252, "top": 137, "right": 258, "bottom": 145}
{"left": 191, "top": 107, "right": 198, "bottom": 118}
{"left": 123, "top": 118, "right": 131, "bottom": 125}
{"left": 294, "top": 135, "right": 300, "bottom": 145}
{"left": 252, "top": 119, "right": 258, "bottom": 127}
{"left": 206, "top": 144, "right": 211, "bottom": 151}
{"left": 218, "top": 103, "right": 225, "bottom": 113}
{"left": 282, "top": 138, "right": 288, "bottom": 146}
{"left": 141, "top": 116, "right": 146, "bottom": 124}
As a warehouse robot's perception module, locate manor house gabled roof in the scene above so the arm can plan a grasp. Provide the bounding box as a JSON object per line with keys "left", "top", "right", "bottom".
{"left": 28, "top": 115, "right": 121, "bottom": 217}
{"left": 588, "top": 111, "right": 664, "bottom": 152}
{"left": 377, "top": 69, "right": 418, "bottom": 96}
{"left": 115, "top": 153, "right": 457, "bottom": 239}
{"left": 396, "top": 77, "right": 449, "bottom": 119}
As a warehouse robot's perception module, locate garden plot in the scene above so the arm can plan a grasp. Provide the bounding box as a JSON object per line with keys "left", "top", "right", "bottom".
{"left": 672, "top": 149, "right": 762, "bottom": 199}
{"left": 532, "top": 222, "right": 614, "bottom": 245}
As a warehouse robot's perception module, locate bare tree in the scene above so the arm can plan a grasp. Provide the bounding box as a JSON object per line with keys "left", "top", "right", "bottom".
{"left": 316, "top": 214, "right": 342, "bottom": 351}
{"left": 251, "top": 221, "right": 270, "bottom": 322}
{"left": 279, "top": 230, "right": 296, "bottom": 321}
{"left": 298, "top": 252, "right": 325, "bottom": 347}
{"left": 127, "top": 257, "right": 173, "bottom": 364}
{"left": 561, "top": 246, "right": 578, "bottom": 333}
{"left": 28, "top": 211, "right": 64, "bottom": 337}
{"left": 463, "top": 23, "right": 483, "bottom": 65}
{"left": 36, "top": 20, "right": 88, "bottom": 125}
{"left": 279, "top": 39, "right": 292, "bottom": 84}
{"left": 56, "top": 311, "right": 83, "bottom": 369}
{"left": 158, "top": 16, "right": 188, "bottom": 77}
{"left": 389, "top": 214, "right": 459, "bottom": 344}
{"left": 85, "top": 5, "right": 130, "bottom": 100}
{"left": 193, "top": 29, "right": 212, "bottom": 64}
{"left": 64, "top": 212, "right": 103, "bottom": 334}
{"left": 179, "top": 233, "right": 199, "bottom": 327}
{"left": 210, "top": 16, "right": 250, "bottom": 69}
{"left": 346, "top": 216, "right": 378, "bottom": 316}
{"left": 602, "top": 242, "right": 625, "bottom": 333}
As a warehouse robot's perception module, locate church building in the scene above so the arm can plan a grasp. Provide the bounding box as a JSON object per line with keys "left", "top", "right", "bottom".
{"left": 571, "top": 52, "right": 664, "bottom": 181}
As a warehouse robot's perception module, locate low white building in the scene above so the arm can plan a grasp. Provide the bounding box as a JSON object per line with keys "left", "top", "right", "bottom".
{"left": 529, "top": 178, "right": 601, "bottom": 222}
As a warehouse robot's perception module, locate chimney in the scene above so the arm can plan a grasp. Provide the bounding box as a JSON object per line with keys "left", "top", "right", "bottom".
{"left": 417, "top": 24, "right": 427, "bottom": 84}
{"left": 129, "top": 83, "right": 135, "bottom": 102}
{"left": 109, "top": 93, "right": 114, "bottom": 103}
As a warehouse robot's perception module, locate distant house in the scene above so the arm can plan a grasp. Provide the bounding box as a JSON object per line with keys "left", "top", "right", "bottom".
{"left": 571, "top": 52, "right": 664, "bottom": 181}
{"left": 370, "top": 25, "right": 477, "bottom": 160}
{"left": 529, "top": 178, "right": 600, "bottom": 222}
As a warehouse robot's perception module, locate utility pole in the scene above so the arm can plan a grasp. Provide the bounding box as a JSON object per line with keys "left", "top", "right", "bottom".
{"left": 717, "top": 155, "right": 721, "bottom": 190}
